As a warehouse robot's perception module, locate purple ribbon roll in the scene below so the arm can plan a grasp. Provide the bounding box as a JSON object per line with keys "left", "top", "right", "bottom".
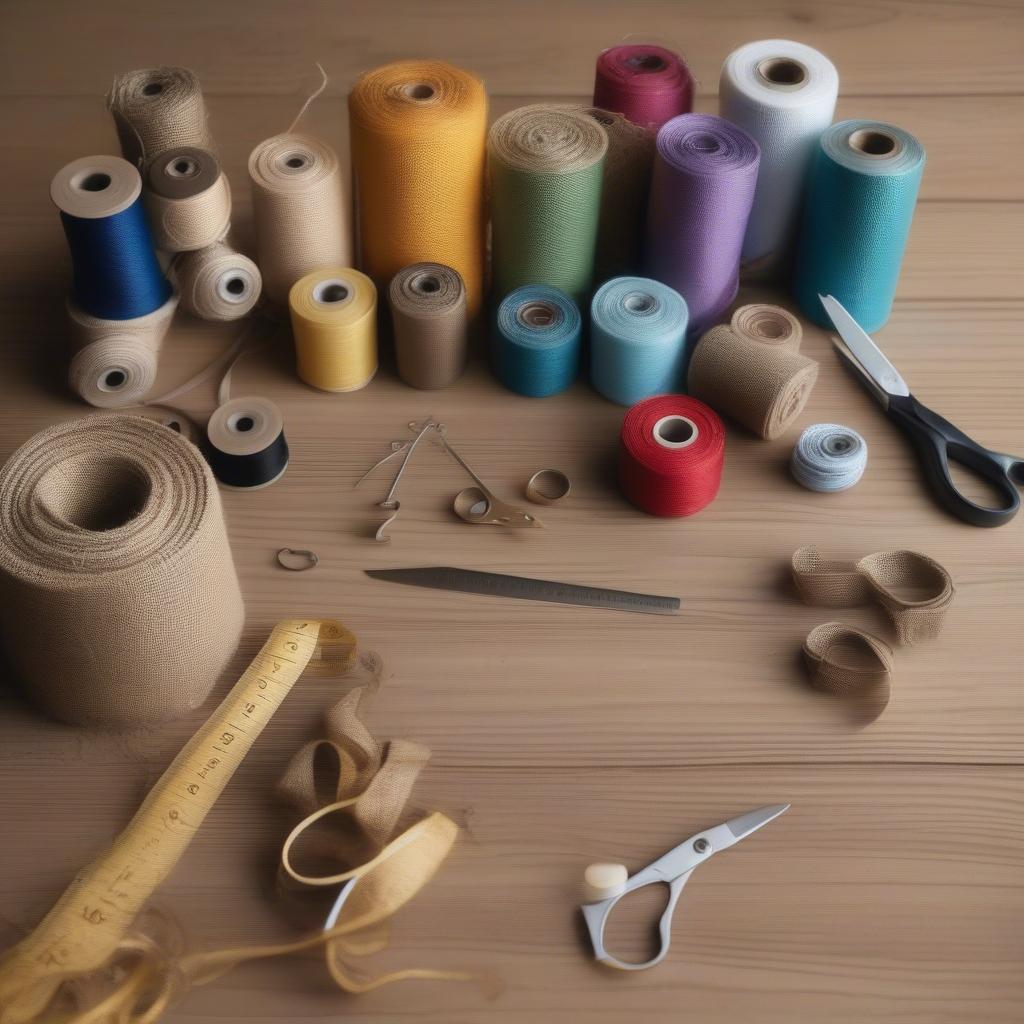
{"left": 645, "top": 114, "right": 760, "bottom": 336}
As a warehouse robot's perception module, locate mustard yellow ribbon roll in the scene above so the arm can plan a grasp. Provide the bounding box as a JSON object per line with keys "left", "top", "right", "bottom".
{"left": 349, "top": 60, "right": 488, "bottom": 319}
{"left": 288, "top": 267, "right": 377, "bottom": 392}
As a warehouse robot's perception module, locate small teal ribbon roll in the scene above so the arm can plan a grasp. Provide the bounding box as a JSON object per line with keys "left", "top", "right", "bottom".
{"left": 794, "top": 120, "right": 925, "bottom": 333}
{"left": 492, "top": 285, "right": 581, "bottom": 397}
{"left": 791, "top": 423, "right": 868, "bottom": 492}
{"left": 590, "top": 276, "right": 689, "bottom": 405}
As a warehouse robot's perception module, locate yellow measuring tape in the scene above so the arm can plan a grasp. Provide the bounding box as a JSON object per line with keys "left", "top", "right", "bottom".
{"left": 0, "top": 620, "right": 473, "bottom": 1023}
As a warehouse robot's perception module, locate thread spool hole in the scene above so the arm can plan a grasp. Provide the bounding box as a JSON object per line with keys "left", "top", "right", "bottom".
{"left": 77, "top": 172, "right": 112, "bottom": 193}
{"left": 225, "top": 277, "right": 246, "bottom": 296}
{"left": 623, "top": 292, "right": 657, "bottom": 315}
{"left": 285, "top": 155, "right": 307, "bottom": 169}
{"left": 849, "top": 129, "right": 898, "bottom": 157}
{"left": 166, "top": 156, "right": 199, "bottom": 178}
{"left": 413, "top": 274, "right": 442, "bottom": 294}
{"left": 142, "top": 81, "right": 164, "bottom": 96}
{"left": 825, "top": 436, "right": 853, "bottom": 455}
{"left": 517, "top": 300, "right": 558, "bottom": 329}
{"left": 312, "top": 280, "right": 351, "bottom": 304}
{"left": 236, "top": 417, "right": 254, "bottom": 432}
{"left": 756, "top": 57, "right": 808, "bottom": 87}
{"left": 653, "top": 415, "right": 699, "bottom": 450}
{"left": 403, "top": 82, "right": 436, "bottom": 101}
{"left": 691, "top": 133, "right": 721, "bottom": 154}
{"left": 227, "top": 410, "right": 263, "bottom": 435}
{"left": 101, "top": 369, "right": 128, "bottom": 391}
{"left": 36, "top": 455, "right": 152, "bottom": 531}
{"left": 626, "top": 53, "right": 666, "bottom": 72}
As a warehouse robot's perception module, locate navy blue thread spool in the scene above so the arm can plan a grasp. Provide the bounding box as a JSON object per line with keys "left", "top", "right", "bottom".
{"left": 51, "top": 155, "right": 171, "bottom": 320}
{"left": 204, "top": 396, "right": 290, "bottom": 490}
{"left": 492, "top": 285, "right": 581, "bottom": 397}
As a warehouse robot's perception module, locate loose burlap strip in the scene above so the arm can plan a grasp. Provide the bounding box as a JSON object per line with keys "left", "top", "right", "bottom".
{"left": 0, "top": 415, "right": 243, "bottom": 725}
{"left": 108, "top": 67, "right": 214, "bottom": 167}
{"left": 687, "top": 303, "right": 818, "bottom": 439}
{"left": 792, "top": 545, "right": 955, "bottom": 645}
{"left": 67, "top": 291, "right": 179, "bottom": 407}
{"left": 802, "top": 621, "right": 894, "bottom": 720}
{"left": 388, "top": 262, "right": 468, "bottom": 389}
{"left": 349, "top": 61, "right": 488, "bottom": 319}
{"left": 248, "top": 133, "right": 351, "bottom": 307}
{"left": 173, "top": 242, "right": 262, "bottom": 321}
{"left": 553, "top": 105, "right": 654, "bottom": 280}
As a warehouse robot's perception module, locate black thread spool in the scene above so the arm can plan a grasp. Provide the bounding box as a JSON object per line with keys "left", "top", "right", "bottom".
{"left": 204, "top": 396, "right": 289, "bottom": 489}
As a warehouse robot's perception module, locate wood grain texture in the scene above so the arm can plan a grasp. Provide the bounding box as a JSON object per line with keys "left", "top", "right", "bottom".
{"left": 0, "top": 1, "right": 1022, "bottom": 1021}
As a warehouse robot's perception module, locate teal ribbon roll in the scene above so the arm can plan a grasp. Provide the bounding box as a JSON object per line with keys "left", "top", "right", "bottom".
{"left": 590, "top": 276, "right": 689, "bottom": 406}
{"left": 492, "top": 285, "right": 581, "bottom": 397}
{"left": 794, "top": 120, "right": 925, "bottom": 333}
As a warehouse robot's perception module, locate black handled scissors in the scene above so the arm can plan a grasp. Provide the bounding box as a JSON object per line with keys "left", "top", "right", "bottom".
{"left": 820, "top": 295, "right": 1024, "bottom": 528}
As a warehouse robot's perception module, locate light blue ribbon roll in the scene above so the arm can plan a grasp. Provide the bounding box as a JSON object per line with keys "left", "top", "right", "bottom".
{"left": 794, "top": 120, "right": 925, "bottom": 333}
{"left": 492, "top": 285, "right": 581, "bottom": 397}
{"left": 791, "top": 423, "right": 868, "bottom": 492}
{"left": 590, "top": 276, "right": 689, "bottom": 405}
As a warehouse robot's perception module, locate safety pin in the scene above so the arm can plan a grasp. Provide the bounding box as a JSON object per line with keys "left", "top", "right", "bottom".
{"left": 373, "top": 420, "right": 438, "bottom": 542}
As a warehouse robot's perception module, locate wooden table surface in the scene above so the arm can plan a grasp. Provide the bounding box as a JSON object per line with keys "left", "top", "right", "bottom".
{"left": 1, "top": 2, "right": 1022, "bottom": 1021}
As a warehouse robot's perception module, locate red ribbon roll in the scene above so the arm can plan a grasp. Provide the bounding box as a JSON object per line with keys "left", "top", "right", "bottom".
{"left": 619, "top": 395, "right": 725, "bottom": 516}
{"left": 592, "top": 44, "right": 694, "bottom": 130}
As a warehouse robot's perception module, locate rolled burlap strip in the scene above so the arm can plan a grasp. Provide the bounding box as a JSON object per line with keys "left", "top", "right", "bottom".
{"left": 0, "top": 415, "right": 244, "bottom": 725}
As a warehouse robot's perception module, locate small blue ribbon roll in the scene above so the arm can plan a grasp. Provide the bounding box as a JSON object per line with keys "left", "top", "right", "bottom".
{"left": 51, "top": 155, "right": 171, "bottom": 320}
{"left": 791, "top": 423, "right": 868, "bottom": 492}
{"left": 590, "top": 276, "right": 689, "bottom": 405}
{"left": 492, "top": 285, "right": 581, "bottom": 397}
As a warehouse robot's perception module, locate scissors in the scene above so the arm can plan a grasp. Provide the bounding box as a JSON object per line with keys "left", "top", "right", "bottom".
{"left": 581, "top": 804, "right": 788, "bottom": 971}
{"left": 820, "top": 294, "right": 1024, "bottom": 528}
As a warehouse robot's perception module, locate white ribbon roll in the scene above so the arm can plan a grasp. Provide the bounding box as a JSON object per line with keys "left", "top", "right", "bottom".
{"left": 791, "top": 423, "right": 868, "bottom": 492}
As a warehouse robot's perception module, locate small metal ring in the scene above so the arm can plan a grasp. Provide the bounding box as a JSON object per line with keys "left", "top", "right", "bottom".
{"left": 277, "top": 548, "right": 319, "bottom": 571}
{"left": 525, "top": 469, "right": 571, "bottom": 505}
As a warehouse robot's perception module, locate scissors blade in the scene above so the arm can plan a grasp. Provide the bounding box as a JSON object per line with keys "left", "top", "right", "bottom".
{"left": 819, "top": 294, "right": 910, "bottom": 404}
{"left": 725, "top": 803, "right": 790, "bottom": 842}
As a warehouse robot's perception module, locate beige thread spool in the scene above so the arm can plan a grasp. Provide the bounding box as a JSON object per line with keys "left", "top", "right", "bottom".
{"left": 144, "top": 147, "right": 231, "bottom": 252}
{"left": 248, "top": 133, "right": 352, "bottom": 307}
{"left": 687, "top": 303, "right": 817, "bottom": 439}
{"left": 289, "top": 268, "right": 377, "bottom": 392}
{"left": 388, "top": 262, "right": 468, "bottom": 389}
{"left": 173, "top": 242, "right": 262, "bottom": 321}
{"left": 108, "top": 66, "right": 214, "bottom": 167}
{"left": 66, "top": 291, "right": 179, "bottom": 408}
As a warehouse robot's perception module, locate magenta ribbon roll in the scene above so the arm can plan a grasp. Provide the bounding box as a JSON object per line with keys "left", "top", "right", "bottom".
{"left": 644, "top": 114, "right": 760, "bottom": 336}
{"left": 592, "top": 44, "right": 694, "bottom": 130}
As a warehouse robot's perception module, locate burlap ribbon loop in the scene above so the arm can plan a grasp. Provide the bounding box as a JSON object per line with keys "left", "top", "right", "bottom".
{"left": 793, "top": 545, "right": 954, "bottom": 645}
{"left": 802, "top": 621, "right": 894, "bottom": 719}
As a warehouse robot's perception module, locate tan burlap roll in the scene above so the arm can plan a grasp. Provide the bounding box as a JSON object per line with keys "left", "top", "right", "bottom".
{"left": 0, "top": 416, "right": 244, "bottom": 726}
{"left": 144, "top": 147, "right": 231, "bottom": 252}
{"left": 388, "top": 262, "right": 468, "bottom": 389}
{"left": 554, "top": 105, "right": 654, "bottom": 281}
{"left": 248, "top": 133, "right": 352, "bottom": 307}
{"left": 687, "top": 305, "right": 818, "bottom": 439}
{"left": 792, "top": 545, "right": 955, "bottom": 645}
{"left": 173, "top": 242, "right": 262, "bottom": 321}
{"left": 108, "top": 66, "right": 214, "bottom": 167}
{"left": 67, "top": 291, "right": 179, "bottom": 407}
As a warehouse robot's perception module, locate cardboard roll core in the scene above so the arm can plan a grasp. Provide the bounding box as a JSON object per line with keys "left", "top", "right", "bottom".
{"left": 653, "top": 414, "right": 699, "bottom": 449}
{"left": 756, "top": 57, "right": 808, "bottom": 88}
{"left": 517, "top": 300, "right": 560, "bottom": 329}
{"left": 848, "top": 128, "right": 901, "bottom": 158}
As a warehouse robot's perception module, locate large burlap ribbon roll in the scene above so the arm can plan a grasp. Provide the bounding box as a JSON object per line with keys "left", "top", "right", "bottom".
{"left": 687, "top": 303, "right": 818, "bottom": 439}
{"left": 388, "top": 262, "right": 468, "bottom": 389}
{"left": 248, "top": 133, "right": 351, "bottom": 307}
{"left": 488, "top": 104, "right": 608, "bottom": 305}
{"left": 108, "top": 66, "right": 214, "bottom": 167}
{"left": 792, "top": 545, "right": 954, "bottom": 645}
{"left": 349, "top": 60, "right": 488, "bottom": 319}
{"left": 0, "top": 415, "right": 243, "bottom": 725}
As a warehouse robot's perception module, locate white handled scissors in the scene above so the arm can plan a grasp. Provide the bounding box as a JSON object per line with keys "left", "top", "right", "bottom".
{"left": 581, "top": 804, "right": 789, "bottom": 971}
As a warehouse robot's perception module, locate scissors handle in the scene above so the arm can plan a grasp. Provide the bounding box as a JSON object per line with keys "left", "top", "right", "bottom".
{"left": 887, "top": 393, "right": 1023, "bottom": 528}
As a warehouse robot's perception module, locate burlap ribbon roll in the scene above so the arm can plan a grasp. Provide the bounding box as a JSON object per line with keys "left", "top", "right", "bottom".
{"left": 687, "top": 303, "right": 818, "bottom": 439}
{"left": 67, "top": 291, "right": 179, "bottom": 407}
{"left": 349, "top": 61, "right": 488, "bottom": 319}
{"left": 108, "top": 66, "right": 214, "bottom": 167}
{"left": 488, "top": 104, "right": 608, "bottom": 305}
{"left": 802, "top": 621, "right": 894, "bottom": 720}
{"left": 173, "top": 242, "right": 262, "bottom": 320}
{"left": 553, "top": 105, "right": 654, "bottom": 280}
{"left": 144, "top": 147, "right": 231, "bottom": 252}
{"left": 792, "top": 545, "right": 955, "bottom": 645}
{"left": 388, "top": 262, "right": 468, "bottom": 389}
{"left": 248, "top": 133, "right": 351, "bottom": 307}
{"left": 0, "top": 416, "right": 243, "bottom": 725}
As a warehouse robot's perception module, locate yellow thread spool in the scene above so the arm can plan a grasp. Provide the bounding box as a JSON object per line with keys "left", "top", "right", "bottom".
{"left": 288, "top": 268, "right": 377, "bottom": 392}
